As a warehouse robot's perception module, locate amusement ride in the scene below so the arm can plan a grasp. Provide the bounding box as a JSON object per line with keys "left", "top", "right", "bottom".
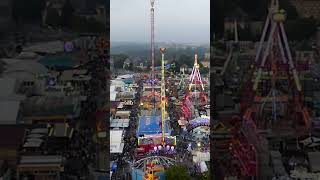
{"left": 133, "top": 1, "right": 177, "bottom": 179}
{"left": 224, "top": 0, "right": 311, "bottom": 178}
{"left": 132, "top": 0, "right": 210, "bottom": 179}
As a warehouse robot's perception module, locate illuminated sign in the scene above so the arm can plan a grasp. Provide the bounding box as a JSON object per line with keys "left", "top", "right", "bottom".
{"left": 64, "top": 41, "right": 74, "bottom": 52}
{"left": 72, "top": 35, "right": 108, "bottom": 53}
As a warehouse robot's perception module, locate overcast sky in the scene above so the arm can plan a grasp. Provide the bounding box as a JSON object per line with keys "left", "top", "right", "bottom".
{"left": 110, "top": 0, "right": 210, "bottom": 44}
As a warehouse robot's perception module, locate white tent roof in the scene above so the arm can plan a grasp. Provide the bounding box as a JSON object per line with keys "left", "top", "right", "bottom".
{"left": 110, "top": 86, "right": 117, "bottom": 102}
{"left": 31, "top": 128, "right": 48, "bottom": 134}
{"left": 115, "top": 111, "right": 131, "bottom": 117}
{"left": 23, "top": 41, "right": 64, "bottom": 54}
{"left": 17, "top": 52, "right": 39, "bottom": 59}
{"left": 5, "top": 61, "right": 48, "bottom": 75}
{"left": 0, "top": 78, "right": 17, "bottom": 97}
{"left": 110, "top": 130, "right": 124, "bottom": 153}
{"left": 1, "top": 58, "right": 24, "bottom": 65}
{"left": 110, "top": 119, "right": 130, "bottom": 128}
{"left": 111, "top": 80, "right": 125, "bottom": 86}
{"left": 308, "top": 152, "right": 320, "bottom": 172}
{"left": 199, "top": 161, "right": 208, "bottom": 173}
{"left": 300, "top": 137, "right": 320, "bottom": 147}
{"left": 116, "top": 74, "right": 133, "bottom": 79}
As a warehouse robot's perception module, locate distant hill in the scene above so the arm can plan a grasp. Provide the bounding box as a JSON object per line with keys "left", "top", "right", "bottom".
{"left": 111, "top": 42, "right": 210, "bottom": 67}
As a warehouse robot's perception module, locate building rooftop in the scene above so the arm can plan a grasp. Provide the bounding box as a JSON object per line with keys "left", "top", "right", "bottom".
{"left": 22, "top": 96, "right": 81, "bottom": 117}
{"left": 308, "top": 152, "right": 320, "bottom": 172}
{"left": 0, "top": 100, "right": 20, "bottom": 125}
{"left": 30, "top": 128, "right": 48, "bottom": 134}
{"left": 0, "top": 77, "right": 16, "bottom": 97}
{"left": 49, "top": 123, "right": 74, "bottom": 138}
{"left": 110, "top": 119, "right": 130, "bottom": 128}
{"left": 110, "top": 129, "right": 124, "bottom": 154}
{"left": 59, "top": 70, "right": 91, "bottom": 81}
{"left": 4, "top": 60, "right": 48, "bottom": 75}
{"left": 24, "top": 41, "right": 64, "bottom": 54}
{"left": 19, "top": 155, "right": 63, "bottom": 165}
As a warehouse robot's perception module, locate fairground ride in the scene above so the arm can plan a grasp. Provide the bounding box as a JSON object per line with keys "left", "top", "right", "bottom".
{"left": 241, "top": 0, "right": 310, "bottom": 131}
{"left": 180, "top": 54, "right": 208, "bottom": 121}
{"left": 132, "top": 156, "right": 176, "bottom": 180}
{"left": 135, "top": 48, "right": 177, "bottom": 179}
{"left": 229, "top": 0, "right": 311, "bottom": 178}
{"left": 188, "top": 54, "right": 208, "bottom": 108}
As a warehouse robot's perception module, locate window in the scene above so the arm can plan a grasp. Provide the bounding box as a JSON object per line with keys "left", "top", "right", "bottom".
{"left": 23, "top": 81, "right": 34, "bottom": 87}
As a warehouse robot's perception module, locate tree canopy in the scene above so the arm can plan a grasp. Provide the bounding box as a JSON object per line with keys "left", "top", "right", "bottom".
{"left": 61, "top": 0, "right": 74, "bottom": 27}
{"left": 285, "top": 17, "right": 318, "bottom": 41}
{"left": 46, "top": 9, "right": 60, "bottom": 27}
{"left": 112, "top": 54, "right": 129, "bottom": 69}
{"left": 213, "top": 0, "right": 300, "bottom": 40}
{"left": 164, "top": 165, "right": 191, "bottom": 180}
{"left": 195, "top": 171, "right": 211, "bottom": 180}
{"left": 12, "top": 0, "right": 45, "bottom": 24}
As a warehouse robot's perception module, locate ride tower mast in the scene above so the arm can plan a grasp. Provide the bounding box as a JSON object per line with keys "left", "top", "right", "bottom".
{"left": 150, "top": 0, "right": 156, "bottom": 110}
{"left": 160, "top": 48, "right": 167, "bottom": 145}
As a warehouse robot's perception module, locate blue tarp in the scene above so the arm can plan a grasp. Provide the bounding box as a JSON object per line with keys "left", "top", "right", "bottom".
{"left": 122, "top": 78, "right": 134, "bottom": 84}
{"left": 111, "top": 162, "right": 117, "bottom": 172}
{"left": 137, "top": 116, "right": 170, "bottom": 137}
{"left": 38, "top": 55, "right": 74, "bottom": 70}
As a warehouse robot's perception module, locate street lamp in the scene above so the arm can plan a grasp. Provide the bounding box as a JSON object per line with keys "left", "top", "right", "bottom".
{"left": 197, "top": 142, "right": 201, "bottom": 147}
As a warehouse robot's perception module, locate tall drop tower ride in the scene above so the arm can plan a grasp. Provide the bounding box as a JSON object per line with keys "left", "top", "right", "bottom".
{"left": 150, "top": 0, "right": 156, "bottom": 109}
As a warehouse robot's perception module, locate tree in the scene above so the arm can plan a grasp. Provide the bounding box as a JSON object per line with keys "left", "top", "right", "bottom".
{"left": 195, "top": 171, "right": 211, "bottom": 180}
{"left": 213, "top": 0, "right": 225, "bottom": 39}
{"left": 61, "top": 0, "right": 74, "bottom": 27}
{"left": 12, "top": 0, "right": 45, "bottom": 24}
{"left": 46, "top": 9, "right": 61, "bottom": 27}
{"left": 70, "top": 15, "right": 86, "bottom": 32}
{"left": 128, "top": 62, "right": 134, "bottom": 71}
{"left": 165, "top": 165, "right": 191, "bottom": 180}
{"left": 71, "top": 16, "right": 105, "bottom": 33}
{"left": 237, "top": 26, "right": 254, "bottom": 41}
{"left": 178, "top": 54, "right": 193, "bottom": 67}
{"left": 285, "top": 17, "right": 318, "bottom": 41}
{"left": 171, "top": 60, "right": 181, "bottom": 73}
{"left": 199, "top": 62, "right": 209, "bottom": 75}
{"left": 279, "top": 0, "right": 298, "bottom": 20}
{"left": 86, "top": 17, "right": 106, "bottom": 33}
{"left": 112, "top": 54, "right": 129, "bottom": 69}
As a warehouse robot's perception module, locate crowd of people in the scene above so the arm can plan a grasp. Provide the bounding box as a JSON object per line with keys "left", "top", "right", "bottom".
{"left": 63, "top": 128, "right": 96, "bottom": 178}
{"left": 61, "top": 49, "right": 107, "bottom": 178}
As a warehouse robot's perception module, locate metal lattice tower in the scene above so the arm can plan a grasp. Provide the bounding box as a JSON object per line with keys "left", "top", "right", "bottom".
{"left": 151, "top": 0, "right": 155, "bottom": 79}
{"left": 150, "top": 0, "right": 156, "bottom": 110}
{"left": 160, "top": 48, "right": 166, "bottom": 145}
